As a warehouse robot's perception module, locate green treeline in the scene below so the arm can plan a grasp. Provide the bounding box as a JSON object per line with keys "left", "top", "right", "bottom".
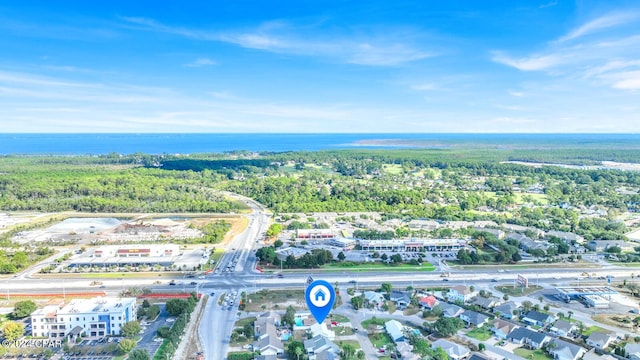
{"left": 0, "top": 248, "right": 54, "bottom": 274}
{"left": 255, "top": 246, "right": 334, "bottom": 268}
{"left": 0, "top": 163, "right": 245, "bottom": 213}
{"left": 200, "top": 220, "right": 231, "bottom": 243}
{"left": 1, "top": 147, "right": 639, "bottom": 242}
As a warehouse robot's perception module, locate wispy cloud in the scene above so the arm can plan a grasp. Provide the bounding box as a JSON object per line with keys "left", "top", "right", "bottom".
{"left": 119, "top": 16, "right": 434, "bottom": 66}
{"left": 411, "top": 83, "right": 438, "bottom": 91}
{"left": 492, "top": 10, "right": 640, "bottom": 92}
{"left": 539, "top": 1, "right": 557, "bottom": 9}
{"left": 184, "top": 58, "right": 216, "bottom": 67}
{"left": 491, "top": 52, "right": 568, "bottom": 71}
{"left": 603, "top": 70, "right": 640, "bottom": 90}
{"left": 557, "top": 12, "right": 640, "bottom": 42}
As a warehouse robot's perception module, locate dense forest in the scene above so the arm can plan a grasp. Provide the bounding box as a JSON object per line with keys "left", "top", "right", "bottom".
{"left": 1, "top": 147, "right": 639, "bottom": 243}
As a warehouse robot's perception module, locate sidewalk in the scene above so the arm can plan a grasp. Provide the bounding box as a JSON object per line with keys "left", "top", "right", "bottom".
{"left": 174, "top": 296, "right": 207, "bottom": 360}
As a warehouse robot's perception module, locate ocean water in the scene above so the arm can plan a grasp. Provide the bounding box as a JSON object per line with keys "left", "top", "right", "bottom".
{"left": 0, "top": 133, "right": 638, "bottom": 155}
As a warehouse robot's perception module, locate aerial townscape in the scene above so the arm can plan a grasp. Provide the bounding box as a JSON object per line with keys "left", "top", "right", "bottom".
{"left": 3, "top": 143, "right": 640, "bottom": 360}
{"left": 2, "top": 1, "right": 640, "bottom": 360}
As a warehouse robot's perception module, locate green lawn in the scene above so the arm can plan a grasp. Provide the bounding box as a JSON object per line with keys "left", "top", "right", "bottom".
{"left": 582, "top": 325, "right": 608, "bottom": 336}
{"left": 382, "top": 164, "right": 404, "bottom": 174}
{"left": 338, "top": 340, "right": 361, "bottom": 349}
{"left": 334, "top": 326, "right": 355, "bottom": 336}
{"left": 361, "top": 317, "right": 390, "bottom": 328}
{"left": 235, "top": 317, "right": 257, "bottom": 328}
{"left": 245, "top": 289, "right": 305, "bottom": 311}
{"left": 78, "top": 272, "right": 170, "bottom": 278}
{"left": 496, "top": 285, "right": 543, "bottom": 296}
{"left": 210, "top": 247, "right": 225, "bottom": 265}
{"left": 330, "top": 314, "right": 350, "bottom": 323}
{"left": 338, "top": 340, "right": 362, "bottom": 359}
{"left": 513, "top": 348, "right": 552, "bottom": 360}
{"left": 319, "top": 262, "right": 436, "bottom": 272}
{"left": 369, "top": 332, "right": 394, "bottom": 349}
{"left": 466, "top": 326, "right": 492, "bottom": 341}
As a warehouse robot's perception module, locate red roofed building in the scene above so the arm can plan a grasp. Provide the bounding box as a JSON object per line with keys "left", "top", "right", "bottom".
{"left": 419, "top": 295, "right": 439, "bottom": 310}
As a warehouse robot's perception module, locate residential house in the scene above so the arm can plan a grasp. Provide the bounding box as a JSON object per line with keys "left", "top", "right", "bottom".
{"left": 625, "top": 342, "right": 640, "bottom": 360}
{"left": 522, "top": 310, "right": 553, "bottom": 327}
{"left": 440, "top": 303, "right": 464, "bottom": 318}
{"left": 550, "top": 320, "right": 575, "bottom": 337}
{"left": 493, "top": 301, "right": 519, "bottom": 319}
{"left": 507, "top": 328, "right": 549, "bottom": 349}
{"left": 310, "top": 323, "right": 335, "bottom": 340}
{"left": 293, "top": 312, "right": 316, "bottom": 331}
{"left": 546, "top": 230, "right": 585, "bottom": 244}
{"left": 548, "top": 338, "right": 586, "bottom": 360}
{"left": 419, "top": 295, "right": 439, "bottom": 310}
{"left": 255, "top": 355, "right": 277, "bottom": 360}
{"left": 254, "top": 312, "right": 281, "bottom": 337}
{"left": 363, "top": 291, "right": 385, "bottom": 308}
{"left": 253, "top": 322, "right": 284, "bottom": 356}
{"left": 503, "top": 224, "right": 544, "bottom": 237}
{"left": 396, "top": 342, "right": 420, "bottom": 360}
{"left": 473, "top": 227, "right": 505, "bottom": 240}
{"left": 472, "top": 296, "right": 501, "bottom": 310}
{"left": 585, "top": 331, "right": 615, "bottom": 350}
{"left": 460, "top": 310, "right": 490, "bottom": 327}
{"left": 390, "top": 290, "right": 412, "bottom": 309}
{"left": 569, "top": 244, "right": 587, "bottom": 254}
{"left": 385, "top": 320, "right": 405, "bottom": 342}
{"left": 448, "top": 285, "right": 477, "bottom": 303}
{"left": 491, "top": 319, "right": 518, "bottom": 339}
{"left": 304, "top": 335, "right": 340, "bottom": 358}
{"left": 315, "top": 352, "right": 337, "bottom": 360}
{"left": 588, "top": 240, "right": 635, "bottom": 252}
{"left": 582, "top": 349, "right": 615, "bottom": 360}
{"left": 468, "top": 353, "right": 492, "bottom": 360}
{"left": 431, "top": 339, "right": 470, "bottom": 360}
{"left": 518, "top": 237, "right": 551, "bottom": 253}
{"left": 408, "top": 219, "right": 440, "bottom": 230}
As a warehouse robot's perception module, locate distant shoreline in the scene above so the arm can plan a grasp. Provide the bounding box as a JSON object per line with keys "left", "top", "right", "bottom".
{"left": 1, "top": 133, "right": 640, "bottom": 155}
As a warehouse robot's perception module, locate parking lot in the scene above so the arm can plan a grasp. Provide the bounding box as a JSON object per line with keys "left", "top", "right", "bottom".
{"left": 135, "top": 304, "right": 170, "bottom": 357}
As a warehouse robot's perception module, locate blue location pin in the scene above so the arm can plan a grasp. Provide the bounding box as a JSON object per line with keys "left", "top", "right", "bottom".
{"left": 305, "top": 280, "right": 335, "bottom": 324}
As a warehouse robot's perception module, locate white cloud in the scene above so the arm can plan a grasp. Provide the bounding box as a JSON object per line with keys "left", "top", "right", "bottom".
{"left": 119, "top": 16, "right": 433, "bottom": 66}
{"left": 184, "top": 58, "right": 217, "bottom": 67}
{"left": 557, "top": 12, "right": 640, "bottom": 42}
{"left": 411, "top": 83, "right": 437, "bottom": 91}
{"left": 492, "top": 10, "right": 640, "bottom": 93}
{"left": 539, "top": 1, "right": 557, "bottom": 9}
{"left": 606, "top": 70, "right": 640, "bottom": 90}
{"left": 490, "top": 117, "right": 535, "bottom": 124}
{"left": 491, "top": 52, "right": 567, "bottom": 71}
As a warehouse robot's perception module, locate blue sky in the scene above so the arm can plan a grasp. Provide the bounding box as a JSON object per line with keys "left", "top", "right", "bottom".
{"left": 1, "top": 0, "right": 639, "bottom": 133}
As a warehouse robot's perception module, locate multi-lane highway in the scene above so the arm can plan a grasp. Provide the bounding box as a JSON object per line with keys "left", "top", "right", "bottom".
{"left": 197, "top": 193, "right": 270, "bottom": 360}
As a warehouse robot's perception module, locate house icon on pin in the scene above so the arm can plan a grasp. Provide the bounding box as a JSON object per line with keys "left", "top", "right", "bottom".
{"left": 315, "top": 289, "right": 326, "bottom": 302}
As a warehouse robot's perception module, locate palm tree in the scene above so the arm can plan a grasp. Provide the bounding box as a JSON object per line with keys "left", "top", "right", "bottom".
{"left": 294, "top": 346, "right": 303, "bottom": 360}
